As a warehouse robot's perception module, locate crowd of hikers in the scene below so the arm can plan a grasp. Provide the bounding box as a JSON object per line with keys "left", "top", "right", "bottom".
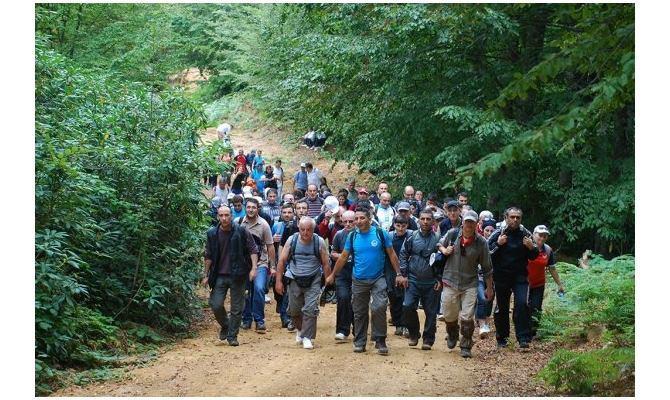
{"left": 202, "top": 132, "right": 565, "bottom": 358}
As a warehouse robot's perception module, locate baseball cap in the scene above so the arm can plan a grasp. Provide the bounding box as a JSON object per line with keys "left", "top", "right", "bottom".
{"left": 357, "top": 187, "right": 369, "bottom": 195}
{"left": 481, "top": 218, "right": 497, "bottom": 230}
{"left": 396, "top": 201, "right": 411, "bottom": 211}
{"left": 446, "top": 200, "right": 460, "bottom": 209}
{"left": 300, "top": 162, "right": 306, "bottom": 168}
{"left": 462, "top": 210, "right": 478, "bottom": 222}
{"left": 534, "top": 225, "right": 550, "bottom": 235}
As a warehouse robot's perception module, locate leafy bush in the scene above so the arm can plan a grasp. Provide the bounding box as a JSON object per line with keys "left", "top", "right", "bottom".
{"left": 35, "top": 43, "right": 208, "bottom": 394}
{"left": 538, "top": 255, "right": 635, "bottom": 394}
{"left": 538, "top": 348, "right": 634, "bottom": 395}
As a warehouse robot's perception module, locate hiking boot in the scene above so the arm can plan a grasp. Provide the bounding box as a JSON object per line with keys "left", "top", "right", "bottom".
{"left": 302, "top": 338, "right": 314, "bottom": 350}
{"left": 496, "top": 338, "right": 508, "bottom": 349}
{"left": 218, "top": 327, "right": 228, "bottom": 341}
{"left": 519, "top": 341, "right": 530, "bottom": 349}
{"left": 460, "top": 347, "right": 472, "bottom": 358}
{"left": 353, "top": 345, "right": 366, "bottom": 353}
{"left": 281, "top": 320, "right": 288, "bottom": 329}
{"left": 375, "top": 339, "right": 389, "bottom": 355}
{"left": 227, "top": 338, "right": 239, "bottom": 347}
{"left": 459, "top": 319, "right": 475, "bottom": 350}
{"left": 241, "top": 321, "right": 252, "bottom": 330}
{"left": 408, "top": 337, "right": 419, "bottom": 347}
{"left": 286, "top": 321, "right": 296, "bottom": 332}
{"left": 445, "top": 321, "right": 459, "bottom": 349}
{"left": 255, "top": 322, "right": 267, "bottom": 333}
{"left": 394, "top": 326, "right": 404, "bottom": 336}
{"left": 421, "top": 342, "right": 433, "bottom": 351}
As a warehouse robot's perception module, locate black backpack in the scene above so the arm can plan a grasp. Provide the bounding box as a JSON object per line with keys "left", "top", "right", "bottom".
{"left": 287, "top": 232, "right": 321, "bottom": 267}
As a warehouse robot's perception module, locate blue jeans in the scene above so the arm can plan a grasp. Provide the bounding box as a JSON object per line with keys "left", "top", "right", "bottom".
{"left": 242, "top": 266, "right": 268, "bottom": 325}
{"left": 402, "top": 280, "right": 440, "bottom": 345}
{"left": 476, "top": 279, "right": 493, "bottom": 320}
{"left": 335, "top": 274, "right": 354, "bottom": 336}
{"left": 493, "top": 276, "right": 531, "bottom": 343}
{"left": 279, "top": 290, "right": 290, "bottom": 323}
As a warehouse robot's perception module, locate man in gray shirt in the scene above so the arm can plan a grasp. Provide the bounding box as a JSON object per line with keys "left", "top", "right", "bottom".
{"left": 437, "top": 210, "right": 493, "bottom": 358}
{"left": 275, "top": 217, "right": 331, "bottom": 350}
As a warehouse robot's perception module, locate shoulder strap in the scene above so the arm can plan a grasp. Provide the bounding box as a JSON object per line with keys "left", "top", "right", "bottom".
{"left": 348, "top": 230, "right": 357, "bottom": 261}
{"left": 288, "top": 232, "right": 299, "bottom": 265}
{"left": 375, "top": 226, "right": 386, "bottom": 249}
{"left": 312, "top": 233, "right": 321, "bottom": 258}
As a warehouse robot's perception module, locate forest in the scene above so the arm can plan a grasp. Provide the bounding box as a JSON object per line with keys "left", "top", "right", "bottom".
{"left": 35, "top": 3, "right": 634, "bottom": 396}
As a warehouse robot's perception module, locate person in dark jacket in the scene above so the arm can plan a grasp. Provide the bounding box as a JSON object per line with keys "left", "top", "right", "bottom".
{"left": 399, "top": 210, "right": 442, "bottom": 350}
{"left": 387, "top": 215, "right": 412, "bottom": 338}
{"left": 487, "top": 206, "right": 539, "bottom": 349}
{"left": 203, "top": 205, "right": 259, "bottom": 346}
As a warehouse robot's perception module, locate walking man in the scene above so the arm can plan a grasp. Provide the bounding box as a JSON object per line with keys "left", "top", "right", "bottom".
{"left": 275, "top": 217, "right": 331, "bottom": 349}
{"left": 487, "top": 206, "right": 539, "bottom": 349}
{"left": 330, "top": 210, "right": 356, "bottom": 341}
{"left": 238, "top": 198, "right": 276, "bottom": 333}
{"left": 326, "top": 204, "right": 407, "bottom": 355}
{"left": 399, "top": 210, "right": 442, "bottom": 350}
{"left": 438, "top": 210, "right": 494, "bottom": 357}
{"left": 204, "top": 205, "right": 259, "bottom": 346}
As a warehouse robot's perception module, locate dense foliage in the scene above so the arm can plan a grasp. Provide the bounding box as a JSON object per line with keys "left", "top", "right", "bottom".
{"left": 35, "top": 42, "right": 208, "bottom": 393}
{"left": 537, "top": 256, "right": 635, "bottom": 394}
{"left": 243, "top": 3, "right": 634, "bottom": 257}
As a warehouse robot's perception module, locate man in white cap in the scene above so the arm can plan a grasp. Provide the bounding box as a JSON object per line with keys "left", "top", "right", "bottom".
{"left": 527, "top": 224, "right": 564, "bottom": 340}
{"left": 293, "top": 163, "right": 308, "bottom": 193}
{"left": 437, "top": 209, "right": 493, "bottom": 358}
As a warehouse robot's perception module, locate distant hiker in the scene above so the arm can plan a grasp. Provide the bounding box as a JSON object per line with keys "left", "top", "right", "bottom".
{"left": 438, "top": 200, "right": 461, "bottom": 236}
{"left": 527, "top": 225, "right": 564, "bottom": 340}
{"left": 305, "top": 162, "right": 324, "bottom": 188}
{"left": 275, "top": 217, "right": 332, "bottom": 350}
{"left": 274, "top": 159, "right": 284, "bottom": 198}
{"left": 487, "top": 206, "right": 539, "bottom": 349}
{"left": 457, "top": 191, "right": 469, "bottom": 206}
{"left": 231, "top": 195, "right": 246, "bottom": 219}
{"left": 213, "top": 176, "right": 230, "bottom": 200}
{"left": 245, "top": 149, "right": 256, "bottom": 172}
{"left": 217, "top": 123, "right": 232, "bottom": 140}
{"left": 326, "top": 204, "right": 407, "bottom": 355}
{"left": 476, "top": 218, "right": 497, "bottom": 338}
{"left": 262, "top": 189, "right": 281, "bottom": 222}
{"left": 272, "top": 203, "right": 297, "bottom": 331}
{"left": 438, "top": 210, "right": 494, "bottom": 358}
{"left": 235, "top": 149, "right": 247, "bottom": 170}
{"left": 252, "top": 149, "right": 265, "bottom": 171}
{"left": 293, "top": 162, "right": 309, "bottom": 193}
{"left": 374, "top": 192, "right": 396, "bottom": 231}
{"left": 261, "top": 164, "right": 278, "bottom": 195}
{"left": 238, "top": 198, "right": 276, "bottom": 334}
{"left": 346, "top": 178, "right": 358, "bottom": 204}
{"left": 303, "top": 129, "right": 316, "bottom": 148}
{"left": 330, "top": 210, "right": 356, "bottom": 341}
{"left": 305, "top": 184, "right": 324, "bottom": 218}
{"left": 390, "top": 202, "right": 418, "bottom": 231}
{"left": 399, "top": 210, "right": 442, "bottom": 350}
{"left": 314, "top": 130, "right": 327, "bottom": 147}
{"left": 204, "top": 205, "right": 259, "bottom": 346}
{"left": 231, "top": 165, "right": 248, "bottom": 195}
{"left": 369, "top": 182, "right": 389, "bottom": 205}
{"left": 348, "top": 187, "right": 374, "bottom": 211}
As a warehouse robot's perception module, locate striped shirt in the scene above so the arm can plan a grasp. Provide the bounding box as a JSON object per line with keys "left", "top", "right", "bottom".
{"left": 305, "top": 196, "right": 324, "bottom": 218}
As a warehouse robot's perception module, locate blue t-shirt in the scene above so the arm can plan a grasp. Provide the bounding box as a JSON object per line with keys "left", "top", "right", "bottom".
{"left": 252, "top": 169, "right": 265, "bottom": 192}
{"left": 344, "top": 226, "right": 392, "bottom": 280}
{"left": 232, "top": 208, "right": 246, "bottom": 220}
{"left": 294, "top": 171, "right": 308, "bottom": 190}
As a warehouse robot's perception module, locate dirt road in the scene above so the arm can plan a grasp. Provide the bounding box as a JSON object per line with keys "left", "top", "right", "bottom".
{"left": 54, "top": 124, "right": 554, "bottom": 397}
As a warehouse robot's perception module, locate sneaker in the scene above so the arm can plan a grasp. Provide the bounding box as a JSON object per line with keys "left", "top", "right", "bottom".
{"left": 255, "top": 322, "right": 267, "bottom": 334}
{"left": 227, "top": 338, "right": 239, "bottom": 346}
{"left": 334, "top": 333, "right": 347, "bottom": 341}
{"left": 264, "top": 294, "right": 271, "bottom": 304}
{"left": 519, "top": 341, "right": 530, "bottom": 349}
{"left": 496, "top": 338, "right": 508, "bottom": 349}
{"left": 437, "top": 314, "right": 445, "bottom": 321}
{"left": 287, "top": 321, "right": 296, "bottom": 332}
{"left": 375, "top": 339, "right": 389, "bottom": 355}
{"left": 241, "top": 321, "right": 252, "bottom": 330}
{"left": 353, "top": 345, "right": 366, "bottom": 353}
{"left": 479, "top": 323, "right": 491, "bottom": 339}
{"left": 394, "top": 326, "right": 404, "bottom": 336}
{"left": 408, "top": 337, "right": 419, "bottom": 347}
{"left": 421, "top": 342, "right": 433, "bottom": 351}
{"left": 460, "top": 348, "right": 472, "bottom": 358}
{"left": 295, "top": 331, "right": 303, "bottom": 345}
{"left": 302, "top": 338, "right": 314, "bottom": 350}
{"left": 402, "top": 327, "right": 410, "bottom": 338}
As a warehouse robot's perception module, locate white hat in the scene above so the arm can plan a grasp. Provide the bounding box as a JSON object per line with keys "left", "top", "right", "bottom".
{"left": 300, "top": 162, "right": 306, "bottom": 168}
{"left": 253, "top": 196, "right": 263, "bottom": 204}
{"left": 226, "top": 192, "right": 235, "bottom": 200}
{"left": 462, "top": 210, "right": 478, "bottom": 223}
{"left": 533, "top": 225, "right": 550, "bottom": 235}
{"left": 243, "top": 192, "right": 253, "bottom": 199}
{"left": 324, "top": 196, "right": 339, "bottom": 212}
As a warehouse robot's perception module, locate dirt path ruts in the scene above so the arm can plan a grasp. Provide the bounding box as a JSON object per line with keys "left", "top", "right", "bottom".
{"left": 53, "top": 125, "right": 554, "bottom": 397}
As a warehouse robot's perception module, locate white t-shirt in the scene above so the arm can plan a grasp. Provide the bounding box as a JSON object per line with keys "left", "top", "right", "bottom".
{"left": 217, "top": 123, "right": 232, "bottom": 139}
{"left": 375, "top": 205, "right": 396, "bottom": 231}
{"left": 273, "top": 166, "right": 284, "bottom": 186}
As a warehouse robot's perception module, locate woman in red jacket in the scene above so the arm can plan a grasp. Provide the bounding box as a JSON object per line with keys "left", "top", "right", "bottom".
{"left": 527, "top": 225, "right": 565, "bottom": 340}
